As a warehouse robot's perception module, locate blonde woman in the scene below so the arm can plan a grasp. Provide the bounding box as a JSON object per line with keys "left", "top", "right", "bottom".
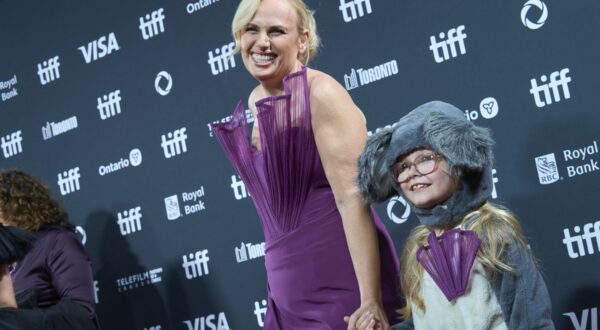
{"left": 213, "top": 0, "right": 402, "bottom": 328}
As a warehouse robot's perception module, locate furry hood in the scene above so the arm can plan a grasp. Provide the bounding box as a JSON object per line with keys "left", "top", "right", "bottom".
{"left": 357, "top": 100, "right": 495, "bottom": 227}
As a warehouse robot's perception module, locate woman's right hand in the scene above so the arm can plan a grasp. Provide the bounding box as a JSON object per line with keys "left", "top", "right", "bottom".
{"left": 0, "top": 264, "right": 17, "bottom": 308}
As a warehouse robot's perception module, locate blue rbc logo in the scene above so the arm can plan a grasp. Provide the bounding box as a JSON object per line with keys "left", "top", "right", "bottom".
{"left": 535, "top": 153, "right": 559, "bottom": 185}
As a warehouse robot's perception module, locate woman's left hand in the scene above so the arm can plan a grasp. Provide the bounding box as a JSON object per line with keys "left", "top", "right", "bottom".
{"left": 344, "top": 301, "right": 389, "bottom": 330}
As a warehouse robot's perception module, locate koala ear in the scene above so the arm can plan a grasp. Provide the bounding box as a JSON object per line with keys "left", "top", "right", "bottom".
{"left": 357, "top": 127, "right": 396, "bottom": 204}
{"left": 424, "top": 112, "right": 494, "bottom": 171}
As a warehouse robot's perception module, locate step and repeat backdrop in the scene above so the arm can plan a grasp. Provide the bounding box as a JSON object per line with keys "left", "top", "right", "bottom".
{"left": 1, "top": 0, "right": 599, "bottom": 329}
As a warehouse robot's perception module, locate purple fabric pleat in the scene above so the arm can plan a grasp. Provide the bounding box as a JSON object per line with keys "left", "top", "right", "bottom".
{"left": 213, "top": 68, "right": 402, "bottom": 329}
{"left": 416, "top": 229, "right": 482, "bottom": 301}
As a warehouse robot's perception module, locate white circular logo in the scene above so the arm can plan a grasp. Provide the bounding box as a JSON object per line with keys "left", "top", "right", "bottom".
{"left": 479, "top": 97, "right": 499, "bottom": 119}
{"left": 129, "top": 148, "right": 143, "bottom": 167}
{"left": 155, "top": 71, "right": 172, "bottom": 96}
{"left": 386, "top": 196, "right": 411, "bottom": 224}
{"left": 521, "top": 0, "right": 548, "bottom": 30}
{"left": 75, "top": 226, "right": 87, "bottom": 245}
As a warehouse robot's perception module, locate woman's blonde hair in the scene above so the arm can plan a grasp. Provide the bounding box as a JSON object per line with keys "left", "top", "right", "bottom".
{"left": 399, "top": 202, "right": 530, "bottom": 319}
{"left": 231, "top": 0, "right": 321, "bottom": 65}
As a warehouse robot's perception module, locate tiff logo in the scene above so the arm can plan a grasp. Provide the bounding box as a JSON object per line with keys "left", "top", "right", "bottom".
{"left": 535, "top": 153, "right": 560, "bottom": 185}
{"left": 562, "top": 220, "right": 600, "bottom": 259}
{"left": 208, "top": 42, "right": 235, "bottom": 75}
{"left": 57, "top": 167, "right": 81, "bottom": 195}
{"left": 491, "top": 168, "right": 499, "bottom": 199}
{"left": 78, "top": 32, "right": 120, "bottom": 64}
{"left": 564, "top": 307, "right": 598, "bottom": 330}
{"left": 139, "top": 8, "right": 166, "bottom": 40}
{"left": 93, "top": 280, "right": 99, "bottom": 304}
{"left": 254, "top": 299, "right": 267, "bottom": 327}
{"left": 117, "top": 206, "right": 142, "bottom": 236}
{"left": 530, "top": 68, "right": 572, "bottom": 108}
{"left": 1, "top": 130, "right": 23, "bottom": 158}
{"left": 339, "top": 0, "right": 372, "bottom": 22}
{"left": 231, "top": 175, "right": 249, "bottom": 200}
{"left": 37, "top": 56, "right": 61, "bottom": 85}
{"left": 182, "top": 250, "right": 209, "bottom": 279}
{"left": 161, "top": 127, "right": 188, "bottom": 158}
{"left": 429, "top": 25, "right": 467, "bottom": 63}
{"left": 97, "top": 90, "right": 122, "bottom": 120}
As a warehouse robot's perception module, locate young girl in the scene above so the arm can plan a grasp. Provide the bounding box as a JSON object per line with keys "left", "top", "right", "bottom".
{"left": 356, "top": 101, "right": 554, "bottom": 329}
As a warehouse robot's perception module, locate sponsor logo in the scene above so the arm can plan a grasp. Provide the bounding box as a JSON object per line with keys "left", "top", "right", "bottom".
{"left": 139, "top": 8, "right": 166, "bottom": 40}
{"left": 57, "top": 167, "right": 81, "bottom": 195}
{"left": 1, "top": 130, "right": 23, "bottom": 158}
{"left": 530, "top": 68, "right": 572, "bottom": 108}
{"left": 78, "top": 32, "right": 120, "bottom": 64}
{"left": 562, "top": 220, "right": 600, "bottom": 259}
{"left": 182, "top": 250, "right": 210, "bottom": 279}
{"left": 164, "top": 195, "right": 182, "bottom": 220}
{"left": 98, "top": 148, "right": 143, "bottom": 176}
{"left": 254, "top": 299, "right": 268, "bottom": 327}
{"left": 343, "top": 59, "right": 398, "bottom": 90}
{"left": 183, "top": 312, "right": 230, "bottom": 330}
{"left": 116, "top": 267, "right": 163, "bottom": 292}
{"left": 231, "top": 175, "right": 250, "bottom": 200}
{"left": 207, "top": 109, "right": 254, "bottom": 137}
{"left": 0, "top": 75, "right": 18, "bottom": 103}
{"left": 387, "top": 196, "right": 411, "bottom": 224}
{"left": 97, "top": 89, "right": 122, "bottom": 120}
{"left": 535, "top": 153, "right": 560, "bottom": 184}
{"left": 37, "top": 56, "right": 61, "bottom": 85}
{"left": 564, "top": 141, "right": 599, "bottom": 178}
{"left": 93, "top": 280, "right": 99, "bottom": 304}
{"left": 208, "top": 42, "right": 236, "bottom": 75}
{"left": 563, "top": 306, "right": 598, "bottom": 330}
{"left": 164, "top": 186, "right": 207, "bottom": 220}
{"left": 75, "top": 226, "right": 87, "bottom": 245}
{"left": 161, "top": 127, "right": 187, "bottom": 158}
{"left": 117, "top": 206, "right": 143, "bottom": 236}
{"left": 537, "top": 140, "right": 599, "bottom": 185}
{"left": 42, "top": 116, "right": 78, "bottom": 140}
{"left": 155, "top": 71, "right": 173, "bottom": 96}
{"left": 465, "top": 97, "right": 500, "bottom": 121}
{"left": 429, "top": 25, "right": 467, "bottom": 63}
{"left": 339, "top": 0, "right": 372, "bottom": 22}
{"left": 235, "top": 241, "right": 265, "bottom": 263}
{"left": 521, "top": 0, "right": 548, "bottom": 30}
{"left": 186, "top": 0, "right": 220, "bottom": 14}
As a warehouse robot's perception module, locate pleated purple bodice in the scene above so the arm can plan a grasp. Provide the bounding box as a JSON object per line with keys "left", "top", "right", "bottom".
{"left": 213, "top": 67, "right": 402, "bottom": 329}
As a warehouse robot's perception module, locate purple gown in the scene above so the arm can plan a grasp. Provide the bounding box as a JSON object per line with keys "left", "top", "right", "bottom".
{"left": 213, "top": 67, "right": 402, "bottom": 329}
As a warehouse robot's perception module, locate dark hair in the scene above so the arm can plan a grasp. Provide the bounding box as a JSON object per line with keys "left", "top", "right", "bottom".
{"left": 0, "top": 170, "right": 73, "bottom": 231}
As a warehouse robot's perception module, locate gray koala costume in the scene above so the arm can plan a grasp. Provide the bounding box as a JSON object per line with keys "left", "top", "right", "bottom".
{"left": 358, "top": 101, "right": 554, "bottom": 329}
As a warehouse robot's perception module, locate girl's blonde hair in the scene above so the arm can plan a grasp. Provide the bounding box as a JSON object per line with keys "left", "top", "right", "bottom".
{"left": 231, "top": 0, "right": 320, "bottom": 65}
{"left": 399, "top": 202, "right": 530, "bottom": 319}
